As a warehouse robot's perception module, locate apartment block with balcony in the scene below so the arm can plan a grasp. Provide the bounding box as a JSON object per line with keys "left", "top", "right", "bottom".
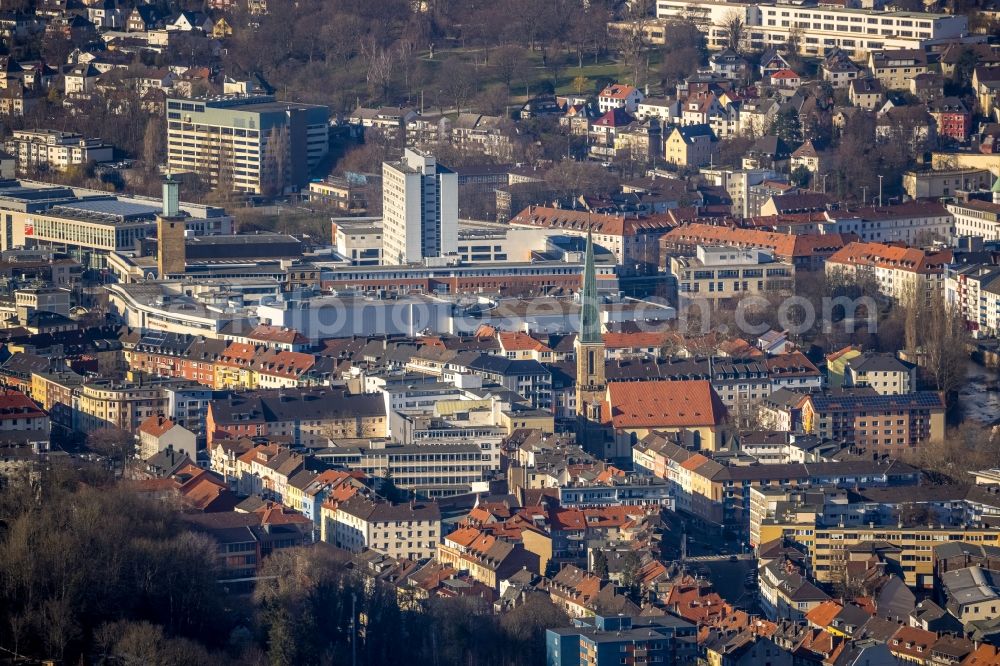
{"left": 671, "top": 245, "right": 795, "bottom": 303}
{"left": 6, "top": 129, "right": 113, "bottom": 173}
{"left": 166, "top": 94, "right": 329, "bottom": 194}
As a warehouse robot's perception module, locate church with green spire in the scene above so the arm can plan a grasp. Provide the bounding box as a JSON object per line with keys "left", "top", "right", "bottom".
{"left": 575, "top": 229, "right": 608, "bottom": 454}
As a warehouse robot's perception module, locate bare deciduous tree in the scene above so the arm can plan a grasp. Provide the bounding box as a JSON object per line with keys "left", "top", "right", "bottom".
{"left": 720, "top": 10, "right": 746, "bottom": 52}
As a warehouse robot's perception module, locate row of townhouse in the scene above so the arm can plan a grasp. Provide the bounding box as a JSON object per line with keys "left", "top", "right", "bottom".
{"left": 759, "top": 387, "right": 947, "bottom": 455}
{"left": 667, "top": 201, "right": 956, "bottom": 249}
{"left": 598, "top": 352, "right": 823, "bottom": 411}
{"left": 124, "top": 331, "right": 333, "bottom": 391}
{"left": 209, "top": 438, "right": 370, "bottom": 538}
{"left": 750, "top": 483, "right": 1000, "bottom": 554}
{"left": 205, "top": 387, "right": 388, "bottom": 448}
{"left": 30, "top": 368, "right": 215, "bottom": 438}
{"left": 632, "top": 431, "right": 921, "bottom": 536}
{"left": 758, "top": 518, "right": 1000, "bottom": 589}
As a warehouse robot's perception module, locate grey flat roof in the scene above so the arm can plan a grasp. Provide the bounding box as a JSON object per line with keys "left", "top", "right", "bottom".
{"left": 59, "top": 198, "right": 158, "bottom": 219}
{"left": 187, "top": 233, "right": 299, "bottom": 245}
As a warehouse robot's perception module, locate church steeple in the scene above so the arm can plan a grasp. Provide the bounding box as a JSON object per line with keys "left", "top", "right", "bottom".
{"left": 575, "top": 227, "right": 607, "bottom": 453}
{"left": 579, "top": 229, "right": 601, "bottom": 344}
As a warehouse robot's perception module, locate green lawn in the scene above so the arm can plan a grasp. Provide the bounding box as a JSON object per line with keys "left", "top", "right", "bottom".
{"left": 412, "top": 45, "right": 660, "bottom": 105}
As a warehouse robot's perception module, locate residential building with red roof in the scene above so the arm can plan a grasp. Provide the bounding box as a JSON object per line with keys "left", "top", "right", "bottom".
{"left": 0, "top": 388, "right": 49, "bottom": 434}
{"left": 826, "top": 241, "right": 952, "bottom": 304}
{"left": 253, "top": 350, "right": 318, "bottom": 389}
{"left": 509, "top": 205, "right": 674, "bottom": 268}
{"left": 496, "top": 331, "right": 554, "bottom": 361}
{"left": 602, "top": 330, "right": 673, "bottom": 359}
{"left": 604, "top": 380, "right": 727, "bottom": 449}
{"left": 661, "top": 223, "right": 855, "bottom": 271}
{"left": 598, "top": 83, "right": 644, "bottom": 114}
{"left": 963, "top": 644, "right": 1000, "bottom": 666}
{"left": 437, "top": 525, "right": 540, "bottom": 591}
{"left": 822, "top": 200, "right": 953, "bottom": 243}
{"left": 242, "top": 323, "right": 311, "bottom": 352}
{"left": 214, "top": 342, "right": 260, "bottom": 389}
{"left": 233, "top": 443, "right": 306, "bottom": 503}
{"left": 765, "top": 351, "right": 822, "bottom": 392}
{"left": 137, "top": 414, "right": 195, "bottom": 460}
{"left": 547, "top": 564, "right": 640, "bottom": 618}
{"left": 769, "top": 68, "right": 801, "bottom": 88}
{"left": 888, "top": 625, "right": 938, "bottom": 663}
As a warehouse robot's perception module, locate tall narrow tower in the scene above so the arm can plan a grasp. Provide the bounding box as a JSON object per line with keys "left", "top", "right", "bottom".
{"left": 157, "top": 177, "right": 186, "bottom": 278}
{"left": 575, "top": 229, "right": 607, "bottom": 434}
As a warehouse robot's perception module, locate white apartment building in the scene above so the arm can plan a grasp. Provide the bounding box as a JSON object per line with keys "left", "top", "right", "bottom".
{"left": 382, "top": 148, "right": 458, "bottom": 265}
{"left": 671, "top": 245, "right": 795, "bottom": 302}
{"left": 635, "top": 97, "right": 679, "bottom": 123}
{"left": 826, "top": 241, "right": 952, "bottom": 305}
{"left": 315, "top": 441, "right": 492, "bottom": 498}
{"left": 331, "top": 219, "right": 382, "bottom": 266}
{"left": 822, "top": 202, "right": 954, "bottom": 243}
{"left": 946, "top": 263, "right": 1000, "bottom": 337}
{"left": 947, "top": 198, "right": 1000, "bottom": 241}
{"left": 755, "top": 6, "right": 965, "bottom": 58}
{"left": 6, "top": 130, "right": 113, "bottom": 173}
{"left": 14, "top": 286, "right": 70, "bottom": 319}
{"left": 324, "top": 495, "right": 441, "bottom": 561}
{"left": 655, "top": 0, "right": 967, "bottom": 57}
{"left": 655, "top": 0, "right": 754, "bottom": 50}
{"left": 843, "top": 353, "right": 917, "bottom": 395}
{"left": 598, "top": 83, "right": 644, "bottom": 114}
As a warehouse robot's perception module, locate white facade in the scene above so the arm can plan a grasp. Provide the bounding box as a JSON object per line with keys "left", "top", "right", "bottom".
{"left": 947, "top": 199, "right": 1000, "bottom": 241}
{"left": 327, "top": 499, "right": 441, "bottom": 560}
{"left": 382, "top": 149, "right": 458, "bottom": 265}
{"left": 946, "top": 264, "right": 1000, "bottom": 337}
{"left": 598, "top": 84, "right": 645, "bottom": 114}
{"left": 635, "top": 98, "right": 678, "bottom": 123}
{"left": 7, "top": 130, "right": 113, "bottom": 172}
{"left": 655, "top": 0, "right": 967, "bottom": 57}
{"left": 823, "top": 206, "right": 955, "bottom": 243}
{"left": 826, "top": 251, "right": 947, "bottom": 305}
{"left": 138, "top": 421, "right": 196, "bottom": 460}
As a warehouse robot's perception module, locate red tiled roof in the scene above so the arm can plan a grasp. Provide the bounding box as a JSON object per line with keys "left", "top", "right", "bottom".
{"left": 963, "top": 644, "right": 1000, "bottom": 666}
{"left": 219, "top": 342, "right": 259, "bottom": 366}
{"left": 605, "top": 380, "right": 726, "bottom": 429}
{"left": 805, "top": 600, "right": 844, "bottom": 629}
{"left": 510, "top": 206, "right": 674, "bottom": 237}
{"left": 255, "top": 350, "right": 316, "bottom": 378}
{"left": 889, "top": 626, "right": 937, "bottom": 659}
{"left": 600, "top": 84, "right": 637, "bottom": 100}
{"left": 764, "top": 351, "right": 820, "bottom": 377}
{"left": 592, "top": 107, "right": 635, "bottom": 128}
{"left": 248, "top": 324, "right": 309, "bottom": 345}
{"left": 663, "top": 223, "right": 854, "bottom": 260}
{"left": 138, "top": 414, "right": 175, "bottom": 437}
{"left": 498, "top": 331, "right": 549, "bottom": 352}
{"left": 0, "top": 389, "right": 45, "bottom": 420}
{"left": 827, "top": 241, "right": 953, "bottom": 275}
{"left": 602, "top": 331, "right": 669, "bottom": 349}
